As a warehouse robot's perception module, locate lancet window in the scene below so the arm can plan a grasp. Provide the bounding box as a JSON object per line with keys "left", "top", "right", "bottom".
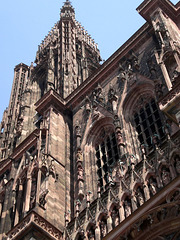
{"left": 95, "top": 130, "right": 119, "bottom": 188}
{"left": 134, "top": 98, "right": 165, "bottom": 149}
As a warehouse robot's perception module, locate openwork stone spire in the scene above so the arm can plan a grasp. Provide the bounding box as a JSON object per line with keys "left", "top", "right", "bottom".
{"left": 61, "top": 0, "right": 75, "bottom": 18}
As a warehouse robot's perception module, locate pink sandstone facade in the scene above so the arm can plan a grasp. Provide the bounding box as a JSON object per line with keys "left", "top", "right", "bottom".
{"left": 0, "top": 0, "right": 180, "bottom": 239}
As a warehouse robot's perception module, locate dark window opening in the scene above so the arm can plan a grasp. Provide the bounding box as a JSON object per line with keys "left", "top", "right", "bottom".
{"left": 134, "top": 99, "right": 165, "bottom": 149}
{"left": 96, "top": 132, "right": 119, "bottom": 189}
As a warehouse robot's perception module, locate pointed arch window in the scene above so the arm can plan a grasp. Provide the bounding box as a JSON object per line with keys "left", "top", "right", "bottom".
{"left": 95, "top": 131, "right": 119, "bottom": 189}
{"left": 134, "top": 98, "right": 165, "bottom": 148}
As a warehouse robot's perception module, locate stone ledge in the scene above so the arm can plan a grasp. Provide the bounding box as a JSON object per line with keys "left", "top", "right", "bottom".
{"left": 6, "top": 211, "right": 63, "bottom": 240}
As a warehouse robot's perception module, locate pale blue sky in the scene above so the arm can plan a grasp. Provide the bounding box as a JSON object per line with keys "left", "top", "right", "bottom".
{"left": 0, "top": 0, "right": 178, "bottom": 120}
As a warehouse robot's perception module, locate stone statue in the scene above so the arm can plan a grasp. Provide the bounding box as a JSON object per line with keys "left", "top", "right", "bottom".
{"left": 124, "top": 200, "right": 131, "bottom": 218}
{"left": 15, "top": 117, "right": 24, "bottom": 137}
{"left": 118, "top": 63, "right": 126, "bottom": 81}
{"left": 116, "top": 130, "right": 124, "bottom": 146}
{"left": 100, "top": 220, "right": 107, "bottom": 238}
{"left": 77, "top": 165, "right": 84, "bottom": 180}
{"left": 171, "top": 190, "right": 180, "bottom": 202}
{"left": 136, "top": 188, "right": 144, "bottom": 206}
{"left": 161, "top": 169, "right": 171, "bottom": 186}
{"left": 96, "top": 84, "right": 104, "bottom": 103}
{"left": 107, "top": 172, "right": 114, "bottom": 185}
{"left": 76, "top": 150, "right": 83, "bottom": 162}
{"left": 149, "top": 178, "right": 157, "bottom": 195}
{"left": 92, "top": 106, "right": 100, "bottom": 121}
{"left": 75, "top": 125, "right": 81, "bottom": 137}
{"left": 39, "top": 189, "right": 49, "bottom": 207}
{"left": 175, "top": 156, "right": 180, "bottom": 174}
{"left": 111, "top": 209, "right": 120, "bottom": 228}
{"left": 88, "top": 229, "right": 95, "bottom": 240}
{"left": 30, "top": 177, "right": 37, "bottom": 208}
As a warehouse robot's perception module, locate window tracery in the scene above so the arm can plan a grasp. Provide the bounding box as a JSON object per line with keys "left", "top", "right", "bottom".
{"left": 134, "top": 98, "right": 165, "bottom": 149}
{"left": 95, "top": 129, "right": 119, "bottom": 189}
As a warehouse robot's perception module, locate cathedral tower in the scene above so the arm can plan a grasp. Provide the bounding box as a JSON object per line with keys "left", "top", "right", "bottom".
{"left": 0, "top": 0, "right": 180, "bottom": 239}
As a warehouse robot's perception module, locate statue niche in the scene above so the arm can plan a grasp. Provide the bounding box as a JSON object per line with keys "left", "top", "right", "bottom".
{"left": 124, "top": 198, "right": 132, "bottom": 218}
{"left": 161, "top": 167, "right": 171, "bottom": 186}
{"left": 87, "top": 227, "right": 95, "bottom": 240}
{"left": 100, "top": 218, "right": 108, "bottom": 238}
{"left": 111, "top": 206, "right": 120, "bottom": 228}
{"left": 174, "top": 155, "right": 180, "bottom": 175}
{"left": 30, "top": 176, "right": 37, "bottom": 209}
{"left": 136, "top": 187, "right": 145, "bottom": 207}
{"left": 148, "top": 177, "right": 158, "bottom": 196}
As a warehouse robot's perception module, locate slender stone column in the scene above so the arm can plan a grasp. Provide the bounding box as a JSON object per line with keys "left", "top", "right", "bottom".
{"left": 108, "top": 84, "right": 118, "bottom": 113}
{"left": 169, "top": 164, "right": 176, "bottom": 179}
{"left": 0, "top": 200, "right": 2, "bottom": 217}
{"left": 24, "top": 176, "right": 32, "bottom": 213}
{"left": 46, "top": 44, "right": 55, "bottom": 91}
{"left": 75, "top": 124, "right": 84, "bottom": 200}
{"left": 173, "top": 51, "right": 180, "bottom": 68}
{"left": 107, "top": 216, "right": 113, "bottom": 233}
{"left": 143, "top": 184, "right": 150, "bottom": 201}
{"left": 45, "top": 129, "right": 48, "bottom": 154}
{"left": 141, "top": 146, "right": 150, "bottom": 201}
{"left": 0, "top": 184, "right": 12, "bottom": 236}
{"left": 36, "top": 130, "right": 42, "bottom": 204}
{"left": 36, "top": 170, "right": 41, "bottom": 205}
{"left": 113, "top": 115, "right": 125, "bottom": 156}
{"left": 14, "top": 182, "right": 23, "bottom": 225}
{"left": 131, "top": 195, "right": 137, "bottom": 212}
{"left": 95, "top": 226, "right": 101, "bottom": 240}
{"left": 155, "top": 51, "right": 172, "bottom": 90}
{"left": 159, "top": 61, "right": 172, "bottom": 90}
{"left": 119, "top": 204, "right": 125, "bottom": 222}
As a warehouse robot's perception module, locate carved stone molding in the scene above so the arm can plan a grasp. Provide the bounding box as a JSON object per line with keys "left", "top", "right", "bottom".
{"left": 132, "top": 93, "right": 153, "bottom": 114}
{"left": 159, "top": 84, "right": 180, "bottom": 109}
{"left": 6, "top": 211, "right": 63, "bottom": 240}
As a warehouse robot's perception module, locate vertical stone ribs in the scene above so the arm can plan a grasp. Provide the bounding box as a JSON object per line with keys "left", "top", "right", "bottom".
{"left": 0, "top": 64, "right": 29, "bottom": 160}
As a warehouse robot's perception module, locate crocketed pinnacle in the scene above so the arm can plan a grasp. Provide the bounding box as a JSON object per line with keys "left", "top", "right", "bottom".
{"left": 65, "top": 0, "right": 71, "bottom": 3}
{"left": 61, "top": 0, "right": 75, "bottom": 16}
{"left": 63, "top": 0, "right": 73, "bottom": 8}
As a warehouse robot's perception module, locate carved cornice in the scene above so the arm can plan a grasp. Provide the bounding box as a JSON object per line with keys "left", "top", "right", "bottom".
{"left": 159, "top": 83, "right": 180, "bottom": 110}
{"left": 6, "top": 211, "right": 63, "bottom": 240}
{"left": 14, "top": 63, "right": 29, "bottom": 71}
{"left": 137, "top": 0, "right": 178, "bottom": 23}
{"left": 35, "top": 89, "right": 65, "bottom": 115}
{"left": 10, "top": 129, "right": 39, "bottom": 160}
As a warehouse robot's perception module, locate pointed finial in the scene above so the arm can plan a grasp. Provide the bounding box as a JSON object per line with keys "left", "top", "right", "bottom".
{"left": 64, "top": 0, "right": 72, "bottom": 5}
{"left": 61, "top": 0, "right": 75, "bottom": 17}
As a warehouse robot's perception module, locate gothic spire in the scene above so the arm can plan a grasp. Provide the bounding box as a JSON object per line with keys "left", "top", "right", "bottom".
{"left": 64, "top": 0, "right": 72, "bottom": 6}
{"left": 60, "top": 0, "right": 75, "bottom": 18}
